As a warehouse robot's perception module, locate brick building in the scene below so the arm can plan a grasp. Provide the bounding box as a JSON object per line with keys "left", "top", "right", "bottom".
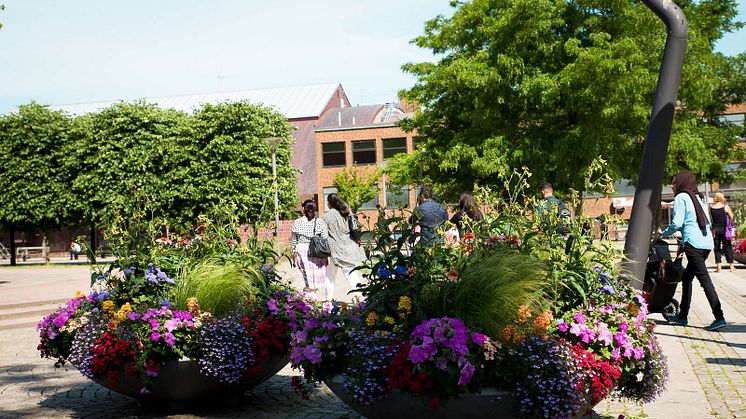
{"left": 314, "top": 102, "right": 420, "bottom": 226}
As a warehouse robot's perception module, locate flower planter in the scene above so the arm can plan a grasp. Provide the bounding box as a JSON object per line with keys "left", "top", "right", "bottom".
{"left": 326, "top": 375, "right": 597, "bottom": 419}
{"left": 734, "top": 253, "right": 746, "bottom": 266}
{"left": 92, "top": 354, "right": 288, "bottom": 404}
{"left": 325, "top": 375, "right": 520, "bottom": 419}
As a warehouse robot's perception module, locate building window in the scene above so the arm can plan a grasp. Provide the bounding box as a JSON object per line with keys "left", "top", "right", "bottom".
{"left": 322, "top": 142, "right": 346, "bottom": 167}
{"left": 352, "top": 140, "right": 376, "bottom": 165}
{"left": 720, "top": 113, "right": 745, "bottom": 126}
{"left": 413, "top": 136, "right": 426, "bottom": 150}
{"left": 323, "top": 187, "right": 338, "bottom": 211}
{"left": 382, "top": 138, "right": 407, "bottom": 159}
{"left": 360, "top": 187, "right": 379, "bottom": 210}
{"left": 386, "top": 184, "right": 409, "bottom": 208}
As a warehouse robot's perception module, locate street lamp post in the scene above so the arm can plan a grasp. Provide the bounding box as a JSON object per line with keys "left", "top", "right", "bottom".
{"left": 263, "top": 137, "right": 283, "bottom": 239}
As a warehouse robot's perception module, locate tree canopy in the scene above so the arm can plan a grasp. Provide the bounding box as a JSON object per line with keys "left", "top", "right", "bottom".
{"left": 395, "top": 0, "right": 746, "bottom": 197}
{"left": 0, "top": 103, "right": 82, "bottom": 231}
{"left": 1, "top": 101, "right": 297, "bottom": 232}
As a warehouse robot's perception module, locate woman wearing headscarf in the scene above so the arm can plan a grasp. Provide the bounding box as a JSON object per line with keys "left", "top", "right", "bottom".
{"left": 291, "top": 200, "right": 331, "bottom": 300}
{"left": 662, "top": 172, "right": 726, "bottom": 331}
{"left": 322, "top": 193, "right": 365, "bottom": 302}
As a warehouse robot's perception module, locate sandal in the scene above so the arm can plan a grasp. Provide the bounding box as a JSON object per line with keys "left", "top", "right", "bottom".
{"left": 730, "top": 266, "right": 737, "bottom": 272}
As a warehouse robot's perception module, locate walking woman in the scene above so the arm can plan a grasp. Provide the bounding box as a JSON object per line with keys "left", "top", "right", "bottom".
{"left": 291, "top": 200, "right": 332, "bottom": 300}
{"left": 710, "top": 192, "right": 736, "bottom": 272}
{"left": 662, "top": 172, "right": 727, "bottom": 331}
{"left": 323, "top": 193, "right": 365, "bottom": 301}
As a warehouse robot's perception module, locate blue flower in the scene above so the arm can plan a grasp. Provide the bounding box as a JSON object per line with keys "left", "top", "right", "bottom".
{"left": 394, "top": 266, "right": 407, "bottom": 276}
{"left": 377, "top": 265, "right": 392, "bottom": 278}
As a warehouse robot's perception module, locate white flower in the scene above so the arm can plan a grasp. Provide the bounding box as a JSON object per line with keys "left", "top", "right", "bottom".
{"left": 110, "top": 268, "right": 125, "bottom": 281}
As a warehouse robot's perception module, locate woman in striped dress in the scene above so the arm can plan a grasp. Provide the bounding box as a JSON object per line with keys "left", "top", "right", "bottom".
{"left": 291, "top": 201, "right": 331, "bottom": 300}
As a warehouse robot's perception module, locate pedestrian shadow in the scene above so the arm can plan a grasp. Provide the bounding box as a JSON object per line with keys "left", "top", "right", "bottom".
{"left": 654, "top": 330, "right": 746, "bottom": 349}
{"left": 703, "top": 357, "right": 746, "bottom": 367}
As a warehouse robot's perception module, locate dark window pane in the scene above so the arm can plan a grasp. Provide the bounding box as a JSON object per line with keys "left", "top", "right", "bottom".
{"left": 386, "top": 184, "right": 409, "bottom": 208}
{"left": 360, "top": 187, "right": 379, "bottom": 210}
{"left": 383, "top": 138, "right": 407, "bottom": 159}
{"left": 352, "top": 140, "right": 376, "bottom": 164}
{"left": 322, "top": 142, "right": 346, "bottom": 167}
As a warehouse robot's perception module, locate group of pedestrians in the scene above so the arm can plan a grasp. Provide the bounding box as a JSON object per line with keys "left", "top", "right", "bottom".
{"left": 290, "top": 194, "right": 364, "bottom": 302}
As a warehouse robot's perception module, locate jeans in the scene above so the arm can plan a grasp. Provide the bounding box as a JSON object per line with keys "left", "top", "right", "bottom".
{"left": 713, "top": 231, "right": 734, "bottom": 264}
{"left": 679, "top": 243, "right": 724, "bottom": 321}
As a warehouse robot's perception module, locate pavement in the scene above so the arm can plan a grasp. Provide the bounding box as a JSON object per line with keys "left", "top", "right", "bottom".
{"left": 1, "top": 255, "right": 745, "bottom": 418}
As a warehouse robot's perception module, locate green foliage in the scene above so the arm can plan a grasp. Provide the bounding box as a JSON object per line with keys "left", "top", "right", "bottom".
{"left": 0, "top": 103, "right": 82, "bottom": 231}
{"left": 416, "top": 246, "right": 548, "bottom": 336}
{"left": 173, "top": 260, "right": 262, "bottom": 316}
{"left": 333, "top": 164, "right": 380, "bottom": 213}
{"left": 396, "top": 0, "right": 746, "bottom": 196}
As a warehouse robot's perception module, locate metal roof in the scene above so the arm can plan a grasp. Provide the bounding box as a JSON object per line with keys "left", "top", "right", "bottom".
{"left": 48, "top": 83, "right": 343, "bottom": 119}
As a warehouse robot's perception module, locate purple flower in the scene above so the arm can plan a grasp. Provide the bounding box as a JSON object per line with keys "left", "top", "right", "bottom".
{"left": 632, "top": 347, "right": 645, "bottom": 360}
{"left": 471, "top": 332, "right": 487, "bottom": 346}
{"left": 151, "top": 332, "right": 161, "bottom": 342}
{"left": 573, "top": 312, "right": 585, "bottom": 324}
{"left": 303, "top": 344, "right": 323, "bottom": 364}
{"left": 290, "top": 346, "right": 305, "bottom": 364}
{"left": 267, "top": 299, "right": 279, "bottom": 315}
{"left": 164, "top": 332, "right": 176, "bottom": 346}
{"left": 458, "top": 361, "right": 475, "bottom": 386}
{"left": 322, "top": 320, "right": 337, "bottom": 330}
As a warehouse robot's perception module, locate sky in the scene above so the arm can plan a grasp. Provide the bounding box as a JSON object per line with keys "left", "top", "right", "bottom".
{"left": 0, "top": 0, "right": 744, "bottom": 115}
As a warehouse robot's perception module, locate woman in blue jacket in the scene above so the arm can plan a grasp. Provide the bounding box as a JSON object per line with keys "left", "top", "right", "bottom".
{"left": 662, "top": 171, "right": 726, "bottom": 331}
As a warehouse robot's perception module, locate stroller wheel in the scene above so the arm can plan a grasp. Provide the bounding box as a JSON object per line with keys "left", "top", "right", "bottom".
{"left": 662, "top": 299, "right": 680, "bottom": 322}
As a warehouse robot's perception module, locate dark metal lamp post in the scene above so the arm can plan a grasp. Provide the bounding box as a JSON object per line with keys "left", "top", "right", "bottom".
{"left": 623, "top": 0, "right": 688, "bottom": 288}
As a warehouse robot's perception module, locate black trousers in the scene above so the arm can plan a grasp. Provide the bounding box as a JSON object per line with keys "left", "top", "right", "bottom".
{"left": 713, "top": 231, "right": 734, "bottom": 264}
{"left": 679, "top": 244, "right": 724, "bottom": 321}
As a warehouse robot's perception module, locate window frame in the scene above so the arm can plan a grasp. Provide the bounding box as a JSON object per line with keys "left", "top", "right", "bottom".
{"left": 352, "top": 139, "right": 377, "bottom": 165}
{"left": 322, "top": 142, "right": 347, "bottom": 167}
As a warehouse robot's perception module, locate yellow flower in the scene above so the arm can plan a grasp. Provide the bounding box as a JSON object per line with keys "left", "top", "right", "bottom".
{"left": 74, "top": 290, "right": 84, "bottom": 299}
{"left": 366, "top": 311, "right": 378, "bottom": 326}
{"left": 398, "top": 296, "right": 412, "bottom": 313}
{"left": 186, "top": 297, "right": 200, "bottom": 314}
{"left": 383, "top": 316, "right": 395, "bottom": 325}
{"left": 102, "top": 300, "right": 114, "bottom": 313}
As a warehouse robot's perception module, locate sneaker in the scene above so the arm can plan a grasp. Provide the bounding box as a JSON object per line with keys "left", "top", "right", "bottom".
{"left": 668, "top": 316, "right": 688, "bottom": 326}
{"left": 704, "top": 319, "right": 727, "bottom": 331}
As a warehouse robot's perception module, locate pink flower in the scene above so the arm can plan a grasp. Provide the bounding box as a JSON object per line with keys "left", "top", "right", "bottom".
{"left": 164, "top": 318, "right": 180, "bottom": 333}
{"left": 164, "top": 332, "right": 176, "bottom": 346}
{"left": 581, "top": 328, "right": 596, "bottom": 344}
{"left": 471, "top": 333, "right": 487, "bottom": 346}
{"left": 150, "top": 332, "right": 161, "bottom": 342}
{"left": 596, "top": 323, "right": 613, "bottom": 346}
{"left": 569, "top": 322, "right": 584, "bottom": 336}
{"left": 632, "top": 347, "right": 645, "bottom": 360}
{"left": 557, "top": 319, "right": 568, "bottom": 332}
{"left": 573, "top": 312, "right": 586, "bottom": 324}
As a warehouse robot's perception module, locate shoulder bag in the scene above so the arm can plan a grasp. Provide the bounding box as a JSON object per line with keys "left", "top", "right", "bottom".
{"left": 348, "top": 215, "right": 362, "bottom": 243}
{"left": 725, "top": 205, "right": 737, "bottom": 241}
{"left": 309, "top": 219, "right": 331, "bottom": 258}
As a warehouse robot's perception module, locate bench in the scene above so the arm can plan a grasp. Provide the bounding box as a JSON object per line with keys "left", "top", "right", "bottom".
{"left": 16, "top": 246, "right": 50, "bottom": 262}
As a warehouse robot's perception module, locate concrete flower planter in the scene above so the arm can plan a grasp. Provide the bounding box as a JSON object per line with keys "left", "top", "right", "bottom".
{"left": 733, "top": 253, "right": 746, "bottom": 266}
{"left": 325, "top": 375, "right": 521, "bottom": 419}
{"left": 93, "top": 354, "right": 288, "bottom": 404}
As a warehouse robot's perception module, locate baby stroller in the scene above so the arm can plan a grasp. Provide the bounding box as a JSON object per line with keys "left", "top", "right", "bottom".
{"left": 643, "top": 237, "right": 682, "bottom": 321}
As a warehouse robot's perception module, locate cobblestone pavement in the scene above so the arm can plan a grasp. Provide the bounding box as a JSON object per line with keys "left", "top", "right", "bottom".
{"left": 1, "top": 261, "right": 746, "bottom": 418}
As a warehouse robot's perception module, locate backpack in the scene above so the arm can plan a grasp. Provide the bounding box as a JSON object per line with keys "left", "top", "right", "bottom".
{"left": 556, "top": 200, "right": 572, "bottom": 234}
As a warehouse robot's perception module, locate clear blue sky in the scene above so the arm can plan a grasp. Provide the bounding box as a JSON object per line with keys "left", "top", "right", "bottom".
{"left": 0, "top": 0, "right": 744, "bottom": 115}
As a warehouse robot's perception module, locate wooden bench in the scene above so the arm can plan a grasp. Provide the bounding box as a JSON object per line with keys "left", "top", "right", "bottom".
{"left": 16, "top": 246, "right": 50, "bottom": 262}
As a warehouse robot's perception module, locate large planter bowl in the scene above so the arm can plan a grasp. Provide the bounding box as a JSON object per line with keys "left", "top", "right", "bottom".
{"left": 326, "top": 375, "right": 596, "bottom": 419}
{"left": 734, "top": 253, "right": 746, "bottom": 266}
{"left": 325, "top": 375, "right": 519, "bottom": 419}
{"left": 92, "top": 353, "right": 288, "bottom": 404}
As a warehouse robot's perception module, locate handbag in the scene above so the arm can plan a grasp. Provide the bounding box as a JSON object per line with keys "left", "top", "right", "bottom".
{"left": 308, "top": 219, "right": 331, "bottom": 258}
{"left": 725, "top": 205, "right": 736, "bottom": 240}
{"left": 662, "top": 246, "right": 685, "bottom": 284}
{"left": 348, "top": 216, "right": 362, "bottom": 243}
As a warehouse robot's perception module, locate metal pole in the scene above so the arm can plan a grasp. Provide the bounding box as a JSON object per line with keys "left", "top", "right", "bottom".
{"left": 623, "top": 0, "right": 688, "bottom": 288}
{"left": 272, "top": 150, "right": 280, "bottom": 237}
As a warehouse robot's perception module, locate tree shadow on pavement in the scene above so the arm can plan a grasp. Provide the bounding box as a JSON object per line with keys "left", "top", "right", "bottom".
{"left": 654, "top": 330, "right": 746, "bottom": 349}
{"left": 703, "top": 357, "right": 746, "bottom": 367}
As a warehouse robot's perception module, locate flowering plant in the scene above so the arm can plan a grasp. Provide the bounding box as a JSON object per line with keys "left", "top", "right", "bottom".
{"left": 37, "top": 209, "right": 304, "bottom": 397}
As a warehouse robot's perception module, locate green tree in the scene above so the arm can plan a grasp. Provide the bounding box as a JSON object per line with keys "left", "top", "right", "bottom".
{"left": 395, "top": 0, "right": 745, "bottom": 196}
{"left": 333, "top": 164, "right": 380, "bottom": 213}
{"left": 0, "top": 103, "right": 81, "bottom": 232}
{"left": 188, "top": 101, "right": 297, "bottom": 226}
{"left": 72, "top": 102, "right": 193, "bottom": 226}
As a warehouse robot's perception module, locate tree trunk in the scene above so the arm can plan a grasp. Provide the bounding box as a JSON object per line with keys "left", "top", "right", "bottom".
{"left": 89, "top": 224, "right": 97, "bottom": 264}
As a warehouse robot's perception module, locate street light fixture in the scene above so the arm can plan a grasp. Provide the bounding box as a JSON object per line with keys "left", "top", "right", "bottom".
{"left": 263, "top": 136, "right": 283, "bottom": 239}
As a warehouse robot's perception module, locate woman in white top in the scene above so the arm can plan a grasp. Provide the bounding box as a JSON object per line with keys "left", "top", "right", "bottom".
{"left": 291, "top": 200, "right": 331, "bottom": 300}
{"left": 322, "top": 193, "right": 365, "bottom": 301}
